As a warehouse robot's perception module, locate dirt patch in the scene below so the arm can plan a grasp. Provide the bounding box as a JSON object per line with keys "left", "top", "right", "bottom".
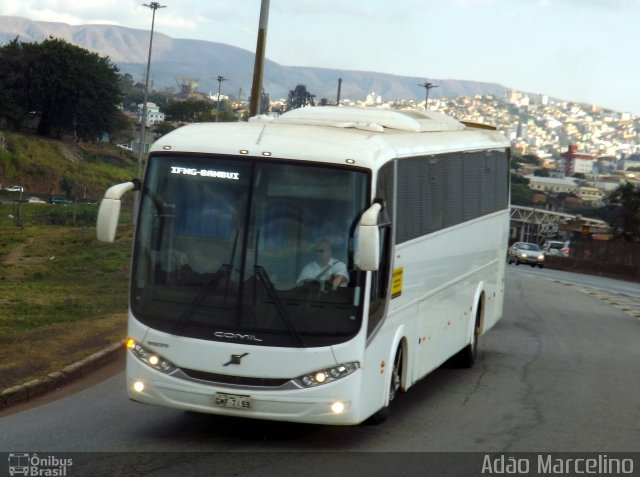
{"left": 58, "top": 141, "right": 83, "bottom": 164}
{"left": 0, "top": 313, "right": 126, "bottom": 389}
{"left": 3, "top": 241, "right": 29, "bottom": 266}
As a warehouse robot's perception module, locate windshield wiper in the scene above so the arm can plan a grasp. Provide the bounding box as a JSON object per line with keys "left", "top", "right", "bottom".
{"left": 170, "top": 264, "right": 231, "bottom": 334}
{"left": 254, "top": 264, "right": 305, "bottom": 347}
{"left": 252, "top": 230, "right": 304, "bottom": 347}
{"left": 171, "top": 230, "right": 239, "bottom": 334}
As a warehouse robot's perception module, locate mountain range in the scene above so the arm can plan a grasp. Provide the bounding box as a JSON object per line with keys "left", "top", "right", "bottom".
{"left": 0, "top": 15, "right": 510, "bottom": 103}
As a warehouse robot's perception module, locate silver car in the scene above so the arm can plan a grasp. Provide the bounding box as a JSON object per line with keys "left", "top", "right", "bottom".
{"left": 543, "top": 240, "right": 564, "bottom": 256}
{"left": 507, "top": 242, "right": 545, "bottom": 268}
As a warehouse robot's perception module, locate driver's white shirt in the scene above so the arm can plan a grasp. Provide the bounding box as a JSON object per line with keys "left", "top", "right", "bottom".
{"left": 296, "top": 258, "right": 349, "bottom": 284}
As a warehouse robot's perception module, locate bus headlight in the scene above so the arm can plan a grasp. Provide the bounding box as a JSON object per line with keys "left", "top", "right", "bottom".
{"left": 126, "top": 339, "right": 177, "bottom": 374}
{"left": 296, "top": 362, "right": 359, "bottom": 388}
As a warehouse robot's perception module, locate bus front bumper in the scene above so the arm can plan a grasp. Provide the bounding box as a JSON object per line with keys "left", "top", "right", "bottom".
{"left": 126, "top": 354, "right": 365, "bottom": 425}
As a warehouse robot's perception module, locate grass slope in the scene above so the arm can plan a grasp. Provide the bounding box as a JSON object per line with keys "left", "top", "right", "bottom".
{"left": 0, "top": 131, "right": 137, "bottom": 390}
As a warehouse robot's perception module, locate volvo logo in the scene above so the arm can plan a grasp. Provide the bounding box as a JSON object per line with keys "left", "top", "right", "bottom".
{"left": 223, "top": 353, "right": 249, "bottom": 366}
{"left": 214, "top": 331, "right": 263, "bottom": 342}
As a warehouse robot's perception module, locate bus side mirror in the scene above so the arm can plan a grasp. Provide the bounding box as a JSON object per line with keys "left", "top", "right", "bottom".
{"left": 357, "top": 203, "right": 381, "bottom": 271}
{"left": 96, "top": 181, "right": 139, "bottom": 242}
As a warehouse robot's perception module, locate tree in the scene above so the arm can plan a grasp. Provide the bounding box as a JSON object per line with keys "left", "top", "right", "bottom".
{"left": 34, "top": 38, "right": 122, "bottom": 139}
{"left": 152, "top": 121, "right": 178, "bottom": 139}
{"left": 164, "top": 100, "right": 215, "bottom": 122}
{"left": 60, "top": 176, "right": 77, "bottom": 199}
{"left": 0, "top": 38, "right": 39, "bottom": 129}
{"left": 119, "top": 73, "right": 143, "bottom": 110}
{"left": 0, "top": 37, "right": 122, "bottom": 140}
{"left": 510, "top": 173, "right": 533, "bottom": 205}
{"left": 533, "top": 168, "right": 550, "bottom": 177}
{"left": 511, "top": 152, "right": 543, "bottom": 170}
{"left": 606, "top": 182, "right": 640, "bottom": 241}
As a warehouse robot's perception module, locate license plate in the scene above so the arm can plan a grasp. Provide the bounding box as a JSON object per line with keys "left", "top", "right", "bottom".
{"left": 214, "top": 392, "right": 252, "bottom": 410}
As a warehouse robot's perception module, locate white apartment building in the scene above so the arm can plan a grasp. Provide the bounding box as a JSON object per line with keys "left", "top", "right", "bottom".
{"left": 139, "top": 102, "right": 165, "bottom": 125}
{"left": 572, "top": 156, "right": 595, "bottom": 174}
{"left": 577, "top": 186, "right": 605, "bottom": 203}
{"left": 525, "top": 176, "right": 579, "bottom": 194}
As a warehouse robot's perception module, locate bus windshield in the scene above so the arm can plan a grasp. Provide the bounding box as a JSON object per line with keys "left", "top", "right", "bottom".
{"left": 131, "top": 155, "right": 369, "bottom": 348}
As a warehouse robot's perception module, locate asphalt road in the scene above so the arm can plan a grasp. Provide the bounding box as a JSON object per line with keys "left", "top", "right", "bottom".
{"left": 1, "top": 267, "right": 639, "bottom": 475}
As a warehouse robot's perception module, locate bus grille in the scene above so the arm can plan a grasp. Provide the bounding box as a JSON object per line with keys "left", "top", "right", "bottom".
{"left": 179, "top": 368, "right": 291, "bottom": 388}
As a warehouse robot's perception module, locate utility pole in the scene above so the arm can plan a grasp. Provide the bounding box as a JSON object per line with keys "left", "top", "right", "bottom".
{"left": 215, "top": 75, "right": 226, "bottom": 122}
{"left": 418, "top": 81, "right": 438, "bottom": 110}
{"left": 138, "top": 2, "right": 166, "bottom": 180}
{"left": 249, "top": 0, "right": 270, "bottom": 117}
{"left": 136, "top": 2, "right": 165, "bottom": 226}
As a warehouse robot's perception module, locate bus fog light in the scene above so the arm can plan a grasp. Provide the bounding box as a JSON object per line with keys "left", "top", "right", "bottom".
{"left": 331, "top": 401, "right": 345, "bottom": 414}
{"left": 132, "top": 381, "right": 145, "bottom": 393}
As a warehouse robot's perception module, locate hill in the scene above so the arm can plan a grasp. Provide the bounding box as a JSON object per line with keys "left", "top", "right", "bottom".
{"left": 0, "top": 130, "right": 137, "bottom": 200}
{"left": 0, "top": 15, "right": 509, "bottom": 103}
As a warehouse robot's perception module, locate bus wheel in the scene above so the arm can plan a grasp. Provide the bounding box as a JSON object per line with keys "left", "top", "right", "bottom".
{"left": 453, "top": 308, "right": 480, "bottom": 368}
{"left": 369, "top": 346, "right": 402, "bottom": 424}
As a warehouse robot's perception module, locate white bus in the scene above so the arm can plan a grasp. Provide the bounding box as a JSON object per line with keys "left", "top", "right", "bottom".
{"left": 97, "top": 107, "right": 510, "bottom": 425}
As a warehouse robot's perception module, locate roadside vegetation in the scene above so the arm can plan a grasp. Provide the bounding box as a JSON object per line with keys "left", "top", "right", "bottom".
{"left": 0, "top": 213, "right": 133, "bottom": 389}
{"left": 0, "top": 133, "right": 136, "bottom": 391}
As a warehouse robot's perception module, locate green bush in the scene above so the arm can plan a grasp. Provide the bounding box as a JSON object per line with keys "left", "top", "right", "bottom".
{"left": 31, "top": 204, "right": 98, "bottom": 226}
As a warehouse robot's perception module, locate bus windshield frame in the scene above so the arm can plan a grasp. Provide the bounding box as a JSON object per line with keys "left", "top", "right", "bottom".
{"left": 130, "top": 153, "right": 370, "bottom": 348}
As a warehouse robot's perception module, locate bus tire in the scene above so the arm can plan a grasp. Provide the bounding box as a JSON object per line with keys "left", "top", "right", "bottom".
{"left": 368, "top": 345, "right": 402, "bottom": 425}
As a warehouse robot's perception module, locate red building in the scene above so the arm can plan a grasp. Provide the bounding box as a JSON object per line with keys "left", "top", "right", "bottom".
{"left": 560, "top": 145, "right": 594, "bottom": 176}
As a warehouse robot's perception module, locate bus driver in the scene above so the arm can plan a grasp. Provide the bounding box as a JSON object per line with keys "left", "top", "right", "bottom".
{"left": 296, "top": 239, "right": 349, "bottom": 291}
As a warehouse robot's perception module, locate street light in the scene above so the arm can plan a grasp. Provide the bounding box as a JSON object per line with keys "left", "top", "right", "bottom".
{"left": 138, "top": 2, "right": 166, "bottom": 180}
{"left": 418, "top": 81, "right": 438, "bottom": 110}
{"left": 215, "top": 75, "right": 227, "bottom": 122}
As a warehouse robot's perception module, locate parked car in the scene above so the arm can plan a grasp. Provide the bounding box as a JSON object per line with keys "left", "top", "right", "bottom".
{"left": 543, "top": 240, "right": 570, "bottom": 257}
{"left": 50, "top": 195, "right": 72, "bottom": 205}
{"left": 542, "top": 240, "right": 564, "bottom": 256}
{"left": 507, "top": 242, "right": 545, "bottom": 268}
{"left": 26, "top": 196, "right": 46, "bottom": 204}
{"left": 5, "top": 185, "right": 23, "bottom": 192}
{"left": 117, "top": 144, "right": 133, "bottom": 151}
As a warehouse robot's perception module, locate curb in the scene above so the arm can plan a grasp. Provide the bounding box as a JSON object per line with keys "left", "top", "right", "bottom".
{"left": 0, "top": 341, "right": 124, "bottom": 410}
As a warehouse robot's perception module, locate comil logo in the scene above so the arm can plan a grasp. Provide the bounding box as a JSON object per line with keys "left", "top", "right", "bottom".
{"left": 8, "top": 453, "right": 73, "bottom": 476}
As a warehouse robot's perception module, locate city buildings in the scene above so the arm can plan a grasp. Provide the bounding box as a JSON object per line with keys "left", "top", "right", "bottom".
{"left": 293, "top": 89, "right": 639, "bottom": 208}
{"left": 138, "top": 102, "right": 165, "bottom": 125}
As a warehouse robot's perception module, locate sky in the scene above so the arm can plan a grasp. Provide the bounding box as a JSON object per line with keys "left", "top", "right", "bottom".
{"left": 2, "top": 0, "right": 640, "bottom": 115}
